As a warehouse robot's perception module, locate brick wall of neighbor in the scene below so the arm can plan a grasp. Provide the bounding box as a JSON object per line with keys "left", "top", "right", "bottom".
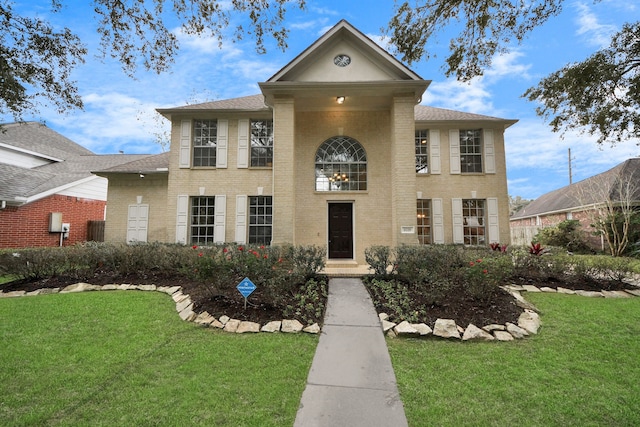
{"left": 103, "top": 174, "right": 169, "bottom": 243}
{"left": 0, "top": 194, "right": 106, "bottom": 248}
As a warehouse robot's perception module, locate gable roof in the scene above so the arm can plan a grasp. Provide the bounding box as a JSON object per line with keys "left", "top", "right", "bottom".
{"left": 511, "top": 158, "right": 640, "bottom": 220}
{"left": 267, "top": 20, "right": 422, "bottom": 82}
{"left": 0, "top": 122, "right": 151, "bottom": 205}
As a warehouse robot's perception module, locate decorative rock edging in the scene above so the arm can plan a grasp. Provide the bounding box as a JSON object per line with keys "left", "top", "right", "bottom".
{"left": 0, "top": 283, "right": 321, "bottom": 335}
{"left": 381, "top": 282, "right": 640, "bottom": 342}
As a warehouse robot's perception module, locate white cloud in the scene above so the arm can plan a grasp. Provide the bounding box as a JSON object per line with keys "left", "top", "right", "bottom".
{"left": 366, "top": 33, "right": 393, "bottom": 51}
{"left": 422, "top": 77, "right": 495, "bottom": 115}
{"left": 485, "top": 50, "right": 531, "bottom": 80}
{"left": 574, "top": 3, "right": 618, "bottom": 48}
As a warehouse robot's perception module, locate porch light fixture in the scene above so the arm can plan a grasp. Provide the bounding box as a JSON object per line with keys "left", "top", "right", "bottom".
{"left": 336, "top": 96, "right": 345, "bottom": 104}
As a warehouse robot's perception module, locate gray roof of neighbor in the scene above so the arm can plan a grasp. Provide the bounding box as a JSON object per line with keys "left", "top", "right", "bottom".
{"left": 511, "top": 158, "right": 640, "bottom": 219}
{"left": 0, "top": 122, "right": 153, "bottom": 202}
{"left": 94, "top": 151, "right": 170, "bottom": 174}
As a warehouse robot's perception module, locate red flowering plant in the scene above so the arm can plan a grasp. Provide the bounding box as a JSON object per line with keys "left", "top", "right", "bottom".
{"left": 464, "top": 255, "right": 509, "bottom": 301}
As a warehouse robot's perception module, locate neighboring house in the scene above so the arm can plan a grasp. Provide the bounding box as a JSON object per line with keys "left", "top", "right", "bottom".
{"left": 510, "top": 158, "right": 640, "bottom": 250}
{"left": 0, "top": 122, "right": 149, "bottom": 248}
{"left": 96, "top": 20, "right": 517, "bottom": 269}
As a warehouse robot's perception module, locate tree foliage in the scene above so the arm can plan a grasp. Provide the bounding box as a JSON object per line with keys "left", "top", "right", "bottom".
{"left": 524, "top": 22, "right": 640, "bottom": 145}
{"left": 387, "top": 0, "right": 563, "bottom": 81}
{"left": 0, "top": 0, "right": 305, "bottom": 120}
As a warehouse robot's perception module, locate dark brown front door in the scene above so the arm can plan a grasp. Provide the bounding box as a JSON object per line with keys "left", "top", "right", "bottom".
{"left": 328, "top": 203, "right": 353, "bottom": 259}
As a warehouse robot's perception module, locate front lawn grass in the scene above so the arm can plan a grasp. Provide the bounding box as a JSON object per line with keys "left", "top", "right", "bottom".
{"left": 0, "top": 291, "right": 316, "bottom": 426}
{"left": 389, "top": 293, "right": 640, "bottom": 426}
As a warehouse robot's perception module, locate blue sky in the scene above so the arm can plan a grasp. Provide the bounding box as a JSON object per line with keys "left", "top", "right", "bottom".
{"left": 5, "top": 0, "right": 640, "bottom": 199}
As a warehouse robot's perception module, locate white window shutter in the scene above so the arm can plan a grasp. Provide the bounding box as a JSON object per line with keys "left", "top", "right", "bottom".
{"left": 429, "top": 130, "right": 441, "bottom": 174}
{"left": 179, "top": 120, "right": 191, "bottom": 168}
{"left": 216, "top": 119, "right": 228, "bottom": 168}
{"left": 237, "top": 119, "right": 249, "bottom": 169}
{"left": 235, "top": 195, "right": 247, "bottom": 243}
{"left": 214, "top": 195, "right": 226, "bottom": 244}
{"left": 487, "top": 197, "right": 500, "bottom": 243}
{"left": 452, "top": 198, "right": 464, "bottom": 244}
{"left": 449, "top": 129, "right": 460, "bottom": 174}
{"left": 176, "top": 195, "right": 189, "bottom": 244}
{"left": 484, "top": 129, "right": 496, "bottom": 174}
{"left": 432, "top": 198, "right": 444, "bottom": 244}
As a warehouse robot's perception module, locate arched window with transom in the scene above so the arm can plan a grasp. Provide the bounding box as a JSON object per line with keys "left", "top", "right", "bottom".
{"left": 315, "top": 136, "right": 367, "bottom": 191}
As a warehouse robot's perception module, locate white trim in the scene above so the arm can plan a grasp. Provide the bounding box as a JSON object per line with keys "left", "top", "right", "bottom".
{"left": 429, "top": 130, "right": 441, "bottom": 174}
{"left": 235, "top": 195, "right": 247, "bottom": 243}
{"left": 451, "top": 198, "right": 464, "bottom": 244}
{"left": 237, "top": 119, "right": 249, "bottom": 168}
{"left": 449, "top": 129, "right": 461, "bottom": 174}
{"left": 214, "top": 195, "right": 226, "bottom": 244}
{"left": 484, "top": 129, "right": 496, "bottom": 174}
{"left": 175, "top": 195, "right": 189, "bottom": 244}
{"left": 0, "top": 142, "right": 64, "bottom": 163}
{"left": 432, "top": 198, "right": 444, "bottom": 244}
{"left": 216, "top": 119, "right": 228, "bottom": 168}
{"left": 179, "top": 120, "right": 191, "bottom": 168}
{"left": 487, "top": 197, "right": 500, "bottom": 243}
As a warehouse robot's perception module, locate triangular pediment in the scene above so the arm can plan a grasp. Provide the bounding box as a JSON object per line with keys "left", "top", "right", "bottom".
{"left": 267, "top": 20, "right": 422, "bottom": 83}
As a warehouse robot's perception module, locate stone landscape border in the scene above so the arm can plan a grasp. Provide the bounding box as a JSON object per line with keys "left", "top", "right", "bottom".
{"left": 2, "top": 281, "right": 639, "bottom": 341}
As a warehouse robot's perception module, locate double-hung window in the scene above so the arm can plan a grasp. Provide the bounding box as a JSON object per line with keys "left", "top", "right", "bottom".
{"left": 250, "top": 120, "right": 273, "bottom": 167}
{"left": 193, "top": 120, "right": 217, "bottom": 167}
{"left": 462, "top": 199, "right": 485, "bottom": 246}
{"left": 415, "top": 130, "right": 429, "bottom": 174}
{"left": 190, "top": 196, "right": 215, "bottom": 244}
{"left": 417, "top": 199, "right": 432, "bottom": 244}
{"left": 249, "top": 196, "right": 272, "bottom": 245}
{"left": 459, "top": 129, "right": 482, "bottom": 173}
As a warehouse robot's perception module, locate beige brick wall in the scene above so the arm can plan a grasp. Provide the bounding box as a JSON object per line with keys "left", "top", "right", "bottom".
{"left": 105, "top": 107, "right": 513, "bottom": 264}
{"left": 103, "top": 174, "right": 169, "bottom": 243}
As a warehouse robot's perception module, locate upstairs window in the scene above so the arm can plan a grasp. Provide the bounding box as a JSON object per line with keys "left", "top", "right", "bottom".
{"left": 315, "top": 136, "right": 367, "bottom": 191}
{"left": 460, "top": 129, "right": 482, "bottom": 173}
{"left": 193, "top": 120, "right": 217, "bottom": 167}
{"left": 415, "top": 129, "right": 429, "bottom": 174}
{"left": 250, "top": 120, "right": 273, "bottom": 167}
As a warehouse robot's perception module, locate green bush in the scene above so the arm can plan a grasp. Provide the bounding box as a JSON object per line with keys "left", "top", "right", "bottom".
{"left": 283, "top": 277, "right": 329, "bottom": 325}
{"left": 364, "top": 278, "right": 426, "bottom": 323}
{"left": 534, "top": 220, "right": 592, "bottom": 253}
{"left": 364, "top": 245, "right": 393, "bottom": 275}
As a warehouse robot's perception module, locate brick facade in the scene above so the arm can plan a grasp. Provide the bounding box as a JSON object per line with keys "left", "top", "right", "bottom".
{"left": 0, "top": 195, "right": 106, "bottom": 248}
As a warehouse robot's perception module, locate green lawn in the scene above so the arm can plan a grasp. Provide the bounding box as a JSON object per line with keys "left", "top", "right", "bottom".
{"left": 0, "top": 291, "right": 317, "bottom": 426}
{"left": 389, "top": 293, "right": 640, "bottom": 427}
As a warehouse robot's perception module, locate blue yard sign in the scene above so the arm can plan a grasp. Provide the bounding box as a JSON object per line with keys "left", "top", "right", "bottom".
{"left": 237, "top": 277, "right": 257, "bottom": 309}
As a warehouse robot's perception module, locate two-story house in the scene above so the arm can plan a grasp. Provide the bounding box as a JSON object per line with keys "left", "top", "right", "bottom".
{"left": 96, "top": 20, "right": 517, "bottom": 269}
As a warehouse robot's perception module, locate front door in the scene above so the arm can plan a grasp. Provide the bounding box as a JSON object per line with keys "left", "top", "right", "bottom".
{"left": 328, "top": 203, "right": 353, "bottom": 259}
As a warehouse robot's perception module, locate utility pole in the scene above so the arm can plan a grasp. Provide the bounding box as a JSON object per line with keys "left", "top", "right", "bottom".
{"left": 568, "top": 148, "right": 573, "bottom": 185}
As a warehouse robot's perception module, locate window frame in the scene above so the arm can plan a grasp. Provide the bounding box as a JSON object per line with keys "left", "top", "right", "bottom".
{"left": 192, "top": 119, "right": 217, "bottom": 167}
{"left": 315, "top": 136, "right": 367, "bottom": 192}
{"left": 462, "top": 198, "right": 486, "bottom": 246}
{"left": 250, "top": 119, "right": 274, "bottom": 168}
{"left": 459, "top": 129, "right": 483, "bottom": 174}
{"left": 415, "top": 129, "right": 429, "bottom": 174}
{"left": 248, "top": 195, "right": 273, "bottom": 245}
{"left": 417, "top": 199, "right": 432, "bottom": 244}
{"left": 190, "top": 196, "right": 216, "bottom": 244}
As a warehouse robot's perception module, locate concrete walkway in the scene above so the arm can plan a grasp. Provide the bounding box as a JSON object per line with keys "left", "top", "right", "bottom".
{"left": 294, "top": 278, "right": 408, "bottom": 427}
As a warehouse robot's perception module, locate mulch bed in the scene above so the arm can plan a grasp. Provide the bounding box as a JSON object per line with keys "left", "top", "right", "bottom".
{"left": 2, "top": 272, "right": 636, "bottom": 327}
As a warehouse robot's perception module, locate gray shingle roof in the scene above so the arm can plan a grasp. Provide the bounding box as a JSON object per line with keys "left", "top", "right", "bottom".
{"left": 511, "top": 158, "right": 640, "bottom": 219}
{"left": 93, "top": 152, "right": 170, "bottom": 174}
{"left": 0, "top": 122, "right": 93, "bottom": 159}
{"left": 0, "top": 122, "right": 155, "bottom": 203}
{"left": 158, "top": 94, "right": 516, "bottom": 125}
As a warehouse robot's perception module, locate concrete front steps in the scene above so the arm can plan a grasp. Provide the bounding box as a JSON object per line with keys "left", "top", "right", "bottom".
{"left": 321, "top": 261, "right": 372, "bottom": 277}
